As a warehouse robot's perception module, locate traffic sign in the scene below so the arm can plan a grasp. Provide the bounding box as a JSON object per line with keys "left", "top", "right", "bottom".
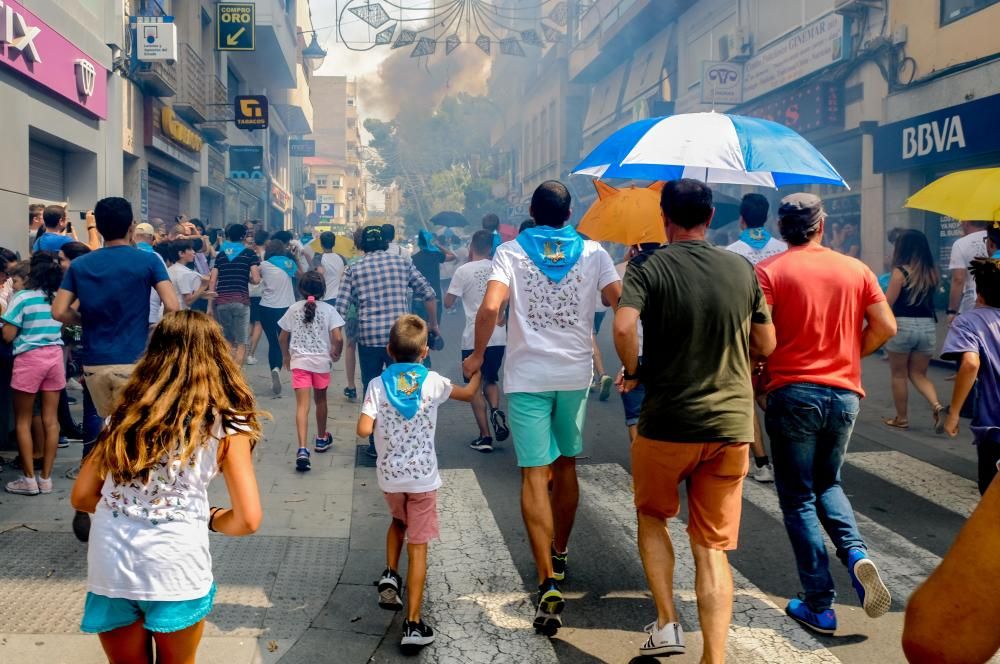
{"left": 217, "top": 3, "right": 254, "bottom": 51}
{"left": 234, "top": 95, "right": 268, "bottom": 130}
{"left": 318, "top": 203, "right": 335, "bottom": 219}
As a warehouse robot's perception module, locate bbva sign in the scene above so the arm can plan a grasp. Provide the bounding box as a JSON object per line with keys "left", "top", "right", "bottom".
{"left": 902, "top": 115, "right": 966, "bottom": 160}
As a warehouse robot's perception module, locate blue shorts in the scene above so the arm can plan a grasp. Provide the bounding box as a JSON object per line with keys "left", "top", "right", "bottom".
{"left": 507, "top": 390, "right": 588, "bottom": 467}
{"left": 621, "top": 383, "right": 646, "bottom": 426}
{"left": 81, "top": 584, "right": 216, "bottom": 634}
{"left": 461, "top": 346, "right": 505, "bottom": 384}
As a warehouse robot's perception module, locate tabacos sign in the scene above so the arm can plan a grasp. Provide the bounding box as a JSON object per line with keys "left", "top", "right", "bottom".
{"left": 874, "top": 93, "right": 1000, "bottom": 172}
{"left": 0, "top": 0, "right": 108, "bottom": 118}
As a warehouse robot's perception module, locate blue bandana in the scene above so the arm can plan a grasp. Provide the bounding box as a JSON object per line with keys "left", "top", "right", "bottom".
{"left": 380, "top": 363, "right": 429, "bottom": 419}
{"left": 266, "top": 255, "right": 298, "bottom": 279}
{"left": 136, "top": 241, "right": 154, "bottom": 253}
{"left": 418, "top": 230, "right": 441, "bottom": 254}
{"left": 491, "top": 230, "right": 502, "bottom": 257}
{"left": 221, "top": 241, "right": 246, "bottom": 260}
{"left": 993, "top": 251, "right": 1000, "bottom": 259}
{"left": 739, "top": 228, "right": 772, "bottom": 250}
{"left": 515, "top": 226, "right": 584, "bottom": 282}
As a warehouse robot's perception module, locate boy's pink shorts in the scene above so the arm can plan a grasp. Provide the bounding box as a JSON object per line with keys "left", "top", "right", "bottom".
{"left": 383, "top": 490, "right": 439, "bottom": 544}
{"left": 291, "top": 369, "right": 330, "bottom": 390}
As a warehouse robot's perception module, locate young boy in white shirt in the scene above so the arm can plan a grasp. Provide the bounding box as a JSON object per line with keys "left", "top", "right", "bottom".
{"left": 357, "top": 314, "right": 480, "bottom": 652}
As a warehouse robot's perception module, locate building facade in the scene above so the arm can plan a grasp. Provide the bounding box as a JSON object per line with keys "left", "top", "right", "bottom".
{"left": 310, "top": 76, "right": 367, "bottom": 230}
{"left": 0, "top": 0, "right": 122, "bottom": 254}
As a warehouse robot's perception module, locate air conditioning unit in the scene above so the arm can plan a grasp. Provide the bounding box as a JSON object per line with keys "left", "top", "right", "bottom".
{"left": 835, "top": 0, "right": 882, "bottom": 15}
{"left": 718, "top": 28, "right": 751, "bottom": 62}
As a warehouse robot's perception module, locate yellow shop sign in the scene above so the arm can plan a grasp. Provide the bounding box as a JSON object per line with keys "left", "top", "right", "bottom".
{"left": 161, "top": 106, "right": 203, "bottom": 152}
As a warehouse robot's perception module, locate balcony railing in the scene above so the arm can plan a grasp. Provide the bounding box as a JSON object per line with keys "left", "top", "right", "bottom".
{"left": 206, "top": 145, "right": 226, "bottom": 192}
{"left": 173, "top": 43, "right": 207, "bottom": 124}
{"left": 135, "top": 59, "right": 177, "bottom": 98}
{"left": 202, "top": 76, "right": 228, "bottom": 142}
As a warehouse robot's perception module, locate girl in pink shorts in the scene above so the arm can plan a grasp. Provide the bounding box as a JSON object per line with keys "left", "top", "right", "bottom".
{"left": 2, "top": 254, "right": 66, "bottom": 495}
{"left": 278, "top": 271, "right": 345, "bottom": 472}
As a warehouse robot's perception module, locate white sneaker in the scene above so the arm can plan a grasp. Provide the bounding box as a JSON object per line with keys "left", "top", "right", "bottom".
{"left": 752, "top": 463, "right": 775, "bottom": 483}
{"left": 66, "top": 377, "right": 84, "bottom": 391}
{"left": 37, "top": 477, "right": 53, "bottom": 494}
{"left": 6, "top": 476, "right": 39, "bottom": 495}
{"left": 246, "top": 355, "right": 258, "bottom": 366}
{"left": 271, "top": 367, "right": 281, "bottom": 395}
{"left": 640, "top": 621, "right": 685, "bottom": 657}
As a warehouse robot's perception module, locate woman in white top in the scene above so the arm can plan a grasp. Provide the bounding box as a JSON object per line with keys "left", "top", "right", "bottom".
{"left": 259, "top": 239, "right": 300, "bottom": 395}
{"left": 71, "top": 311, "right": 263, "bottom": 664}
{"left": 313, "top": 231, "right": 346, "bottom": 306}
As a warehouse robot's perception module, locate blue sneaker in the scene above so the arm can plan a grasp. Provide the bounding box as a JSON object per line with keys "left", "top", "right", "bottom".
{"left": 847, "top": 548, "right": 891, "bottom": 618}
{"left": 366, "top": 442, "right": 378, "bottom": 458}
{"left": 296, "top": 448, "right": 311, "bottom": 472}
{"left": 786, "top": 599, "right": 837, "bottom": 635}
{"left": 314, "top": 433, "right": 333, "bottom": 453}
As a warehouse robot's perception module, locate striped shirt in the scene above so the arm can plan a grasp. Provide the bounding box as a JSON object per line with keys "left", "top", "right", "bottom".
{"left": 214, "top": 248, "right": 260, "bottom": 306}
{"left": 1, "top": 289, "right": 64, "bottom": 355}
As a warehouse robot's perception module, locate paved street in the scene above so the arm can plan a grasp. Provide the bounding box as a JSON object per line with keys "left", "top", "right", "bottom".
{"left": 0, "top": 309, "right": 987, "bottom": 664}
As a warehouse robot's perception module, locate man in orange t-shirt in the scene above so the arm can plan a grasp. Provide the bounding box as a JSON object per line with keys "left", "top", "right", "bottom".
{"left": 755, "top": 193, "right": 897, "bottom": 636}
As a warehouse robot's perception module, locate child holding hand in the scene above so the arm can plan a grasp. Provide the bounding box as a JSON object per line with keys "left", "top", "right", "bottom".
{"left": 357, "top": 314, "right": 481, "bottom": 652}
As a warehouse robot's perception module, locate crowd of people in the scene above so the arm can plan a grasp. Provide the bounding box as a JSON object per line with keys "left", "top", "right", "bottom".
{"left": 2, "top": 177, "right": 997, "bottom": 662}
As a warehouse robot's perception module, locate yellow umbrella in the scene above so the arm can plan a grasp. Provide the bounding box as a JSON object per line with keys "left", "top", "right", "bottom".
{"left": 309, "top": 233, "right": 361, "bottom": 260}
{"left": 578, "top": 181, "right": 667, "bottom": 246}
{"left": 905, "top": 168, "right": 1000, "bottom": 221}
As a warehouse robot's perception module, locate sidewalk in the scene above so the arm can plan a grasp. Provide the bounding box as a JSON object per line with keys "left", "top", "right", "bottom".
{"left": 0, "top": 359, "right": 378, "bottom": 664}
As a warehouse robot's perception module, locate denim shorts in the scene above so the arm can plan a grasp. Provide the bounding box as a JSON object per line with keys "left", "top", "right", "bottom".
{"left": 81, "top": 584, "right": 216, "bottom": 634}
{"left": 884, "top": 316, "right": 936, "bottom": 354}
{"left": 620, "top": 383, "right": 646, "bottom": 426}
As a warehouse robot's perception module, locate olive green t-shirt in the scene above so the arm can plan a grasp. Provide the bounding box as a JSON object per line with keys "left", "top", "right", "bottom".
{"left": 619, "top": 240, "right": 770, "bottom": 443}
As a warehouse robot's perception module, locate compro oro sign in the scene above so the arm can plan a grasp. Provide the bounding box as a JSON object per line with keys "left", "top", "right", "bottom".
{"left": 217, "top": 3, "right": 255, "bottom": 51}
{"left": 702, "top": 61, "right": 743, "bottom": 105}
{"left": 741, "top": 13, "right": 848, "bottom": 103}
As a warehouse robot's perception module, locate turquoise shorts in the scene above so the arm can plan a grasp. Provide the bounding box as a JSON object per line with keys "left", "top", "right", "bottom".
{"left": 80, "top": 584, "right": 216, "bottom": 634}
{"left": 507, "top": 390, "right": 589, "bottom": 467}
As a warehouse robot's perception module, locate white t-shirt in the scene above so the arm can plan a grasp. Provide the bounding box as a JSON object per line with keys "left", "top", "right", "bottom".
{"left": 277, "top": 300, "right": 346, "bottom": 373}
{"left": 249, "top": 248, "right": 264, "bottom": 298}
{"left": 386, "top": 242, "right": 406, "bottom": 257}
{"left": 949, "top": 230, "right": 988, "bottom": 313}
{"left": 148, "top": 251, "right": 168, "bottom": 324}
{"left": 361, "top": 372, "right": 452, "bottom": 493}
{"left": 87, "top": 417, "right": 244, "bottom": 601}
{"left": 726, "top": 237, "right": 788, "bottom": 265}
{"left": 168, "top": 263, "right": 203, "bottom": 311}
{"left": 447, "top": 259, "right": 507, "bottom": 350}
{"left": 260, "top": 261, "right": 297, "bottom": 309}
{"left": 318, "top": 252, "right": 346, "bottom": 301}
{"left": 490, "top": 239, "right": 620, "bottom": 392}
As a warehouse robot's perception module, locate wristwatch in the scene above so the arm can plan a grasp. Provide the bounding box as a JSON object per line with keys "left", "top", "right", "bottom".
{"left": 623, "top": 368, "right": 640, "bottom": 381}
{"left": 946, "top": 309, "right": 959, "bottom": 315}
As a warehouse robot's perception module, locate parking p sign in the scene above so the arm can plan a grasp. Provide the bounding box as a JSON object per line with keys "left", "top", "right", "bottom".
{"left": 217, "top": 3, "right": 255, "bottom": 51}
{"left": 318, "top": 203, "right": 335, "bottom": 219}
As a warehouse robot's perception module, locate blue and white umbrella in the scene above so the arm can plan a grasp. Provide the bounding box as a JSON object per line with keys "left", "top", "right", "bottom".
{"left": 573, "top": 112, "right": 848, "bottom": 188}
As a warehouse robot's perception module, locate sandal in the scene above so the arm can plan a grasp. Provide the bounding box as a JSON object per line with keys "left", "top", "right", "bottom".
{"left": 344, "top": 386, "right": 357, "bottom": 401}
{"left": 932, "top": 404, "right": 947, "bottom": 435}
{"left": 883, "top": 417, "right": 909, "bottom": 430}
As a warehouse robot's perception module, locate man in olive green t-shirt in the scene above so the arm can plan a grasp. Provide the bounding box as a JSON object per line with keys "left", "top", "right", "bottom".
{"left": 613, "top": 178, "right": 775, "bottom": 661}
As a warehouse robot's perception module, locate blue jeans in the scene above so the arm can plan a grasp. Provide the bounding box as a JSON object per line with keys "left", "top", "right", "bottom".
{"left": 81, "top": 383, "right": 103, "bottom": 460}
{"left": 765, "top": 383, "right": 866, "bottom": 612}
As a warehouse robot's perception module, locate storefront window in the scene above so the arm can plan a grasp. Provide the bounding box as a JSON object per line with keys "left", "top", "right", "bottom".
{"left": 941, "top": 0, "right": 1000, "bottom": 24}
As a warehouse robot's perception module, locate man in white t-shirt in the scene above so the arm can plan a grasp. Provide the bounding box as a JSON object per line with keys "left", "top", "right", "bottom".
{"left": 463, "top": 181, "right": 621, "bottom": 635}
{"left": 445, "top": 230, "right": 509, "bottom": 453}
{"left": 725, "top": 193, "right": 785, "bottom": 484}
{"left": 314, "top": 231, "right": 347, "bottom": 306}
{"left": 948, "top": 221, "right": 990, "bottom": 322}
{"left": 725, "top": 193, "right": 787, "bottom": 265}
{"left": 167, "top": 239, "right": 210, "bottom": 310}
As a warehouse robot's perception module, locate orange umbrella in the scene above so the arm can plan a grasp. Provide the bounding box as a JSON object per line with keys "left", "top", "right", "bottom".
{"left": 578, "top": 181, "right": 666, "bottom": 246}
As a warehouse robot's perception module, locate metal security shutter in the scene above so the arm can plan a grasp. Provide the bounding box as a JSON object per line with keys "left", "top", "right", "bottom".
{"left": 147, "top": 171, "right": 181, "bottom": 222}
{"left": 29, "top": 140, "right": 66, "bottom": 202}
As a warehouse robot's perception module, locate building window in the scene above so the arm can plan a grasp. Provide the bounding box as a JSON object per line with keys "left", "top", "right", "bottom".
{"left": 942, "top": 0, "right": 1000, "bottom": 24}
{"left": 316, "top": 176, "right": 328, "bottom": 188}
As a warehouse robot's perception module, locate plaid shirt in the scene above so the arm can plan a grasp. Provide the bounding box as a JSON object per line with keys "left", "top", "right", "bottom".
{"left": 337, "top": 251, "right": 436, "bottom": 347}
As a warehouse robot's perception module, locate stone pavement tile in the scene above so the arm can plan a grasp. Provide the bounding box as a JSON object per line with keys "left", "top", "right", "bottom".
{"left": 310, "top": 583, "right": 396, "bottom": 636}
{"left": 269, "top": 470, "right": 355, "bottom": 496}
{"left": 277, "top": 627, "right": 382, "bottom": 664}
{"left": 0, "top": 634, "right": 258, "bottom": 664}
{"left": 337, "top": 548, "right": 394, "bottom": 587}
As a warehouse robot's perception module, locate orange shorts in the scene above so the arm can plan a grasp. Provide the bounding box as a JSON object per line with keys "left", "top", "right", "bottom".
{"left": 631, "top": 436, "right": 749, "bottom": 550}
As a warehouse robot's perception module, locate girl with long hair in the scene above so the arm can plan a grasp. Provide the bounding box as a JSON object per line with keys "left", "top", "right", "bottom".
{"left": 3, "top": 252, "right": 66, "bottom": 495}
{"left": 883, "top": 229, "right": 945, "bottom": 431}
{"left": 260, "top": 239, "right": 299, "bottom": 395}
{"left": 71, "top": 311, "right": 263, "bottom": 662}
{"left": 279, "top": 271, "right": 345, "bottom": 471}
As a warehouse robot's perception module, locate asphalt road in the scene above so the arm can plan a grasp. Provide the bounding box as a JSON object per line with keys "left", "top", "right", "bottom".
{"left": 369, "top": 304, "right": 979, "bottom": 664}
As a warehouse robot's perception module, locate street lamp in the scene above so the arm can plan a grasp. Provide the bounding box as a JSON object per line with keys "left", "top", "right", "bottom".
{"left": 298, "top": 31, "right": 327, "bottom": 69}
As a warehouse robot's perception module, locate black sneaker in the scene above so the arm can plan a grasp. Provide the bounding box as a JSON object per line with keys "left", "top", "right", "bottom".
{"left": 61, "top": 423, "right": 85, "bottom": 442}
{"left": 72, "top": 510, "right": 91, "bottom": 543}
{"left": 552, "top": 547, "right": 568, "bottom": 582}
{"left": 378, "top": 568, "right": 404, "bottom": 611}
{"left": 295, "top": 448, "right": 311, "bottom": 472}
{"left": 400, "top": 619, "right": 435, "bottom": 651}
{"left": 469, "top": 436, "right": 493, "bottom": 453}
{"left": 533, "top": 578, "right": 565, "bottom": 636}
{"left": 490, "top": 408, "right": 510, "bottom": 442}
